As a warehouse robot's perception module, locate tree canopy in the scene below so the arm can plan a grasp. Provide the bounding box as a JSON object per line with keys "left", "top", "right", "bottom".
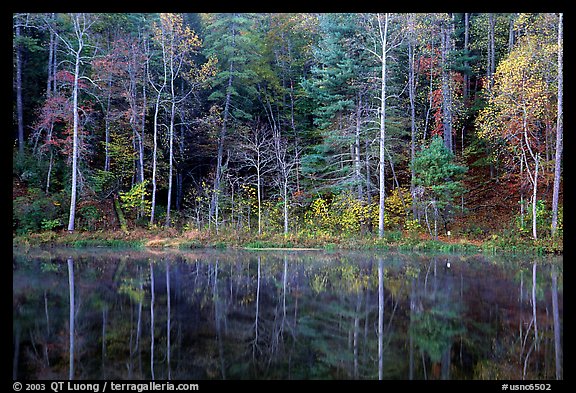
{"left": 12, "top": 12, "right": 563, "bottom": 247}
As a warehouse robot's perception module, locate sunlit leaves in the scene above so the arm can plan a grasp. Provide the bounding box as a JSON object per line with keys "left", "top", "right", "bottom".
{"left": 119, "top": 180, "right": 152, "bottom": 217}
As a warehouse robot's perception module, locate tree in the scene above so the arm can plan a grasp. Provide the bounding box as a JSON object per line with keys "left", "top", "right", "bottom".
{"left": 476, "top": 13, "right": 557, "bottom": 240}
{"left": 413, "top": 136, "right": 467, "bottom": 239}
{"left": 271, "top": 125, "right": 300, "bottom": 235}
{"left": 440, "top": 14, "right": 454, "bottom": 153}
{"left": 551, "top": 13, "right": 562, "bottom": 236}
{"left": 262, "top": 13, "right": 317, "bottom": 198}
{"left": 202, "top": 13, "right": 260, "bottom": 230}
{"left": 14, "top": 14, "right": 26, "bottom": 156}
{"left": 148, "top": 14, "right": 168, "bottom": 226}
{"left": 45, "top": 13, "right": 97, "bottom": 232}
{"left": 236, "top": 123, "right": 275, "bottom": 235}
{"left": 407, "top": 14, "right": 417, "bottom": 216}
{"left": 14, "top": 13, "right": 49, "bottom": 159}
{"left": 376, "top": 13, "right": 389, "bottom": 239}
{"left": 301, "top": 14, "right": 373, "bottom": 200}
{"left": 362, "top": 13, "right": 404, "bottom": 238}
{"left": 151, "top": 13, "right": 205, "bottom": 227}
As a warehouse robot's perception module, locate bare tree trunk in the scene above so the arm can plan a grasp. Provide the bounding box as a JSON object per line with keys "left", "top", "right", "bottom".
{"left": 176, "top": 106, "right": 185, "bottom": 211}
{"left": 47, "top": 15, "right": 55, "bottom": 97}
{"left": 46, "top": 132, "right": 54, "bottom": 194}
{"left": 257, "top": 166, "right": 262, "bottom": 235}
{"left": 166, "top": 89, "right": 176, "bottom": 227}
{"left": 128, "top": 40, "right": 145, "bottom": 199}
{"left": 139, "top": 35, "right": 148, "bottom": 216}
{"left": 365, "top": 138, "right": 371, "bottom": 205}
{"left": 149, "top": 30, "right": 167, "bottom": 226}
{"left": 378, "top": 13, "right": 389, "bottom": 239}
{"left": 165, "top": 24, "right": 180, "bottom": 227}
{"left": 520, "top": 149, "right": 525, "bottom": 228}
{"left": 551, "top": 13, "right": 563, "bottom": 236}
{"left": 408, "top": 16, "right": 417, "bottom": 218}
{"left": 423, "top": 38, "right": 434, "bottom": 142}
{"left": 15, "top": 19, "right": 25, "bottom": 156}
{"left": 488, "top": 15, "right": 497, "bottom": 183}
{"left": 210, "top": 67, "right": 233, "bottom": 229}
{"left": 355, "top": 94, "right": 363, "bottom": 200}
{"left": 104, "top": 77, "right": 112, "bottom": 172}
{"left": 463, "top": 13, "right": 470, "bottom": 101}
{"left": 67, "top": 17, "right": 83, "bottom": 233}
{"left": 283, "top": 179, "right": 289, "bottom": 235}
{"left": 441, "top": 18, "right": 453, "bottom": 153}
{"left": 149, "top": 82, "right": 163, "bottom": 225}
{"left": 51, "top": 24, "right": 58, "bottom": 97}
{"left": 45, "top": 16, "right": 57, "bottom": 194}
{"left": 210, "top": 18, "right": 237, "bottom": 228}
{"left": 531, "top": 155, "right": 539, "bottom": 240}
{"left": 488, "top": 13, "right": 496, "bottom": 90}
{"left": 508, "top": 13, "right": 516, "bottom": 53}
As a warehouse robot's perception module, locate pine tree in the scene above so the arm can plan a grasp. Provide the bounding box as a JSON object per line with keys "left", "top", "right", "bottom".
{"left": 413, "top": 136, "right": 467, "bottom": 239}
{"left": 301, "top": 13, "right": 374, "bottom": 198}
{"left": 202, "top": 13, "right": 261, "bottom": 229}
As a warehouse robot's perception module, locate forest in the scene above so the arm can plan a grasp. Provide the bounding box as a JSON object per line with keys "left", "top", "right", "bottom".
{"left": 12, "top": 13, "right": 563, "bottom": 253}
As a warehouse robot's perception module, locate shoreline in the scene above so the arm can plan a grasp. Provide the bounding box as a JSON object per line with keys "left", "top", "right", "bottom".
{"left": 12, "top": 229, "right": 563, "bottom": 256}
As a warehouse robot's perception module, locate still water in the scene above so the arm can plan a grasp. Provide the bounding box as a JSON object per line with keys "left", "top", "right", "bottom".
{"left": 13, "top": 248, "right": 562, "bottom": 380}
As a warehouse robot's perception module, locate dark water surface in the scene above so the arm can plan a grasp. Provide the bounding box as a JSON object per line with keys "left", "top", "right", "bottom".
{"left": 13, "top": 248, "right": 562, "bottom": 380}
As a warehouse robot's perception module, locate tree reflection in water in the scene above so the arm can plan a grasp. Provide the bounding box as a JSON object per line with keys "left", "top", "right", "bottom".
{"left": 13, "top": 249, "right": 562, "bottom": 380}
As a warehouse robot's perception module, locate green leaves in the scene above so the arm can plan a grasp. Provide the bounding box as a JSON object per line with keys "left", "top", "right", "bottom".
{"left": 414, "top": 136, "right": 467, "bottom": 190}
{"left": 119, "top": 180, "right": 152, "bottom": 217}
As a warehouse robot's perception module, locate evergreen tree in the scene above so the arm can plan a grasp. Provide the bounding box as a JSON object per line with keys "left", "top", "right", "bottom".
{"left": 413, "top": 136, "right": 467, "bottom": 239}
{"left": 201, "top": 13, "right": 261, "bottom": 229}
{"left": 301, "top": 13, "right": 375, "bottom": 199}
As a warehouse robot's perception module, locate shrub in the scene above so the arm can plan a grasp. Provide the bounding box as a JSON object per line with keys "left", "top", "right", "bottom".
{"left": 77, "top": 204, "right": 101, "bottom": 231}
{"left": 13, "top": 188, "right": 64, "bottom": 234}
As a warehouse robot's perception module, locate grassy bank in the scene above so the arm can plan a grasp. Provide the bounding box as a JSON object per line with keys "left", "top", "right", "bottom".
{"left": 12, "top": 226, "right": 562, "bottom": 255}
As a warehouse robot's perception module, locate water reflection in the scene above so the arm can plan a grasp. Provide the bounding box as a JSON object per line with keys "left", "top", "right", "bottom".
{"left": 67, "top": 257, "right": 74, "bottom": 380}
{"left": 13, "top": 248, "right": 562, "bottom": 380}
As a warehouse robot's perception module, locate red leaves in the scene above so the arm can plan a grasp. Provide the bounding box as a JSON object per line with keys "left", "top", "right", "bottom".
{"left": 54, "top": 70, "right": 88, "bottom": 89}
{"left": 35, "top": 94, "right": 72, "bottom": 130}
{"left": 431, "top": 88, "right": 444, "bottom": 137}
{"left": 417, "top": 46, "right": 440, "bottom": 79}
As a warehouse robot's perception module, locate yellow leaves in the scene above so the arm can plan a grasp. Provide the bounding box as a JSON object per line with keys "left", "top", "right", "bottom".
{"left": 304, "top": 193, "right": 373, "bottom": 234}
{"left": 404, "top": 218, "right": 422, "bottom": 232}
{"left": 384, "top": 187, "right": 410, "bottom": 230}
{"left": 304, "top": 196, "right": 330, "bottom": 229}
{"left": 303, "top": 191, "right": 412, "bottom": 235}
{"left": 154, "top": 13, "right": 203, "bottom": 67}
{"left": 476, "top": 22, "right": 556, "bottom": 148}
{"left": 187, "top": 55, "right": 218, "bottom": 86}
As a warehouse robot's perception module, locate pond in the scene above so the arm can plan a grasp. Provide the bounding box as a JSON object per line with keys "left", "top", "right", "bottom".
{"left": 13, "top": 247, "right": 562, "bottom": 380}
